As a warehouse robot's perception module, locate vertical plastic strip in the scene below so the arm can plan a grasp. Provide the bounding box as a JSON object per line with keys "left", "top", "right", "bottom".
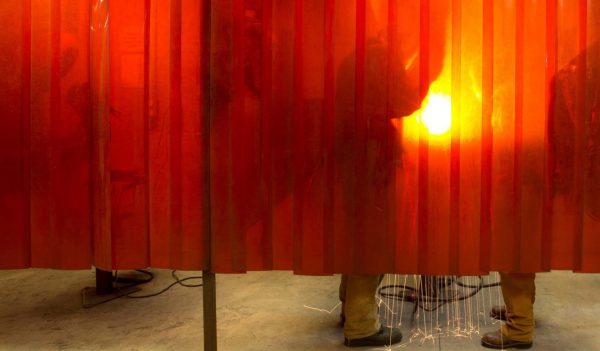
{"left": 0, "top": 0, "right": 30, "bottom": 267}
{"left": 479, "top": 0, "right": 493, "bottom": 273}
{"left": 261, "top": 0, "right": 274, "bottom": 270}
{"left": 200, "top": 0, "right": 211, "bottom": 271}
{"left": 581, "top": 2, "right": 600, "bottom": 271}
{"left": 512, "top": 0, "right": 524, "bottom": 271}
{"left": 417, "top": 0, "right": 430, "bottom": 273}
{"left": 387, "top": 0, "right": 398, "bottom": 272}
{"left": 210, "top": 0, "right": 232, "bottom": 272}
{"left": 168, "top": 0, "right": 183, "bottom": 267}
{"left": 574, "top": 0, "right": 587, "bottom": 270}
{"left": 91, "top": 0, "right": 112, "bottom": 269}
{"left": 28, "top": 1, "right": 46, "bottom": 267}
{"left": 47, "top": 0, "right": 61, "bottom": 265}
{"left": 142, "top": 0, "right": 151, "bottom": 267}
{"left": 291, "top": 0, "right": 304, "bottom": 271}
{"left": 352, "top": 0, "right": 367, "bottom": 272}
{"left": 323, "top": 0, "right": 335, "bottom": 273}
{"left": 542, "top": 0, "right": 557, "bottom": 271}
{"left": 448, "top": 0, "right": 461, "bottom": 273}
{"left": 22, "top": 0, "right": 33, "bottom": 267}
{"left": 231, "top": 0, "right": 246, "bottom": 271}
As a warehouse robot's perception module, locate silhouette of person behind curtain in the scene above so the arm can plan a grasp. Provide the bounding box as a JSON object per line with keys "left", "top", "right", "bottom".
{"left": 482, "top": 11, "right": 600, "bottom": 347}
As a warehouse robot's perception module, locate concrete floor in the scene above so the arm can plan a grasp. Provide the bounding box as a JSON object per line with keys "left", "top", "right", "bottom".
{"left": 0, "top": 270, "right": 599, "bottom": 350}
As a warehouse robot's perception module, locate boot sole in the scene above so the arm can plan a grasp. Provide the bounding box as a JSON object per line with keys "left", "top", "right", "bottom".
{"left": 481, "top": 339, "right": 533, "bottom": 349}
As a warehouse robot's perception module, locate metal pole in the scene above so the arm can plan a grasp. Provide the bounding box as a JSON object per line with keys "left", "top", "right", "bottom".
{"left": 201, "top": 0, "right": 214, "bottom": 350}
{"left": 203, "top": 271, "right": 217, "bottom": 351}
{"left": 96, "top": 268, "right": 114, "bottom": 295}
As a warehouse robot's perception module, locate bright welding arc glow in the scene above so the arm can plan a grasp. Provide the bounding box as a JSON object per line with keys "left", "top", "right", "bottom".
{"left": 419, "top": 93, "right": 452, "bottom": 135}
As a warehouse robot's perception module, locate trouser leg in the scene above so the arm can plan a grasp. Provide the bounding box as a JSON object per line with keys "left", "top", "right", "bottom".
{"left": 340, "top": 274, "right": 382, "bottom": 339}
{"left": 499, "top": 272, "right": 536, "bottom": 342}
{"left": 339, "top": 275, "right": 347, "bottom": 321}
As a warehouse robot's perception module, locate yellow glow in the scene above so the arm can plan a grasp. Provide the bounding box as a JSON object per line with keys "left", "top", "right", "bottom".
{"left": 396, "top": 23, "right": 456, "bottom": 140}
{"left": 393, "top": 16, "right": 487, "bottom": 145}
{"left": 418, "top": 93, "right": 452, "bottom": 135}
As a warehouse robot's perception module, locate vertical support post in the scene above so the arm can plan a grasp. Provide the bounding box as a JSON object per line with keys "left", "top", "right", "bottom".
{"left": 203, "top": 271, "right": 217, "bottom": 351}
{"left": 83, "top": 267, "right": 141, "bottom": 308}
{"left": 200, "top": 0, "right": 214, "bottom": 349}
{"left": 96, "top": 268, "right": 113, "bottom": 295}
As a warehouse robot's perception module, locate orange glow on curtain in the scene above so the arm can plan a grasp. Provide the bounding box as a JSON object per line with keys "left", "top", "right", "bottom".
{"left": 1, "top": 0, "right": 600, "bottom": 274}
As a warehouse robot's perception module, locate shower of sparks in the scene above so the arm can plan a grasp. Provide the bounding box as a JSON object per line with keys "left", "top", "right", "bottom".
{"left": 302, "top": 302, "right": 341, "bottom": 314}
{"left": 301, "top": 274, "right": 503, "bottom": 350}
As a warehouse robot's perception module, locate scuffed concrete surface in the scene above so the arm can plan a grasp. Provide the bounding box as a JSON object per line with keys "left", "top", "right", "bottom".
{"left": 0, "top": 270, "right": 599, "bottom": 350}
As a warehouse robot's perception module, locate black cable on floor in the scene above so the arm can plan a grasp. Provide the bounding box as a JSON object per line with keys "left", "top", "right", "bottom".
{"left": 171, "top": 270, "right": 203, "bottom": 288}
{"left": 114, "top": 270, "right": 203, "bottom": 299}
{"left": 113, "top": 269, "right": 154, "bottom": 286}
{"left": 378, "top": 275, "right": 500, "bottom": 313}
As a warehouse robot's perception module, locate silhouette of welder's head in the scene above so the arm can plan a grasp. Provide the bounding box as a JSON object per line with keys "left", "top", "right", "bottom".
{"left": 367, "top": 0, "right": 448, "bottom": 106}
{"left": 334, "top": 2, "right": 449, "bottom": 141}
{"left": 212, "top": 0, "right": 448, "bottom": 114}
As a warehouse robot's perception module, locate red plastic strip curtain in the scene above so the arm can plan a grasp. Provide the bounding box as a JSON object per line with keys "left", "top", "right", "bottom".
{"left": 208, "top": 0, "right": 600, "bottom": 274}
{"left": 0, "top": 0, "right": 92, "bottom": 268}
{"left": 107, "top": 0, "right": 210, "bottom": 270}
{"left": 1, "top": 0, "right": 599, "bottom": 274}
{"left": 0, "top": 0, "right": 210, "bottom": 270}
{"left": 209, "top": 0, "right": 448, "bottom": 274}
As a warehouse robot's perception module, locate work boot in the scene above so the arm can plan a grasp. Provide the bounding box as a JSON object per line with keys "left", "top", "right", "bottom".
{"left": 344, "top": 326, "right": 402, "bottom": 347}
{"left": 490, "top": 305, "right": 507, "bottom": 321}
{"left": 481, "top": 330, "right": 532, "bottom": 349}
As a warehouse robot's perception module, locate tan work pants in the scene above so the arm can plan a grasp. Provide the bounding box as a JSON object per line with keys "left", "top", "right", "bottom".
{"left": 500, "top": 272, "right": 536, "bottom": 342}
{"left": 339, "top": 274, "right": 382, "bottom": 339}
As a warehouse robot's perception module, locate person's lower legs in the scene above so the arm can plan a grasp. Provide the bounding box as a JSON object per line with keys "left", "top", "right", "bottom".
{"left": 341, "top": 274, "right": 382, "bottom": 339}
{"left": 339, "top": 274, "right": 347, "bottom": 323}
{"left": 499, "top": 272, "right": 535, "bottom": 342}
{"left": 481, "top": 272, "right": 535, "bottom": 349}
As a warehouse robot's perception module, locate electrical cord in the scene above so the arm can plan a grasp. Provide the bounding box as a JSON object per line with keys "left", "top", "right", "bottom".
{"left": 378, "top": 275, "right": 500, "bottom": 313}
{"left": 455, "top": 276, "right": 500, "bottom": 289}
{"left": 171, "top": 270, "right": 203, "bottom": 288}
{"left": 114, "top": 270, "right": 203, "bottom": 299}
{"left": 114, "top": 269, "right": 154, "bottom": 286}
